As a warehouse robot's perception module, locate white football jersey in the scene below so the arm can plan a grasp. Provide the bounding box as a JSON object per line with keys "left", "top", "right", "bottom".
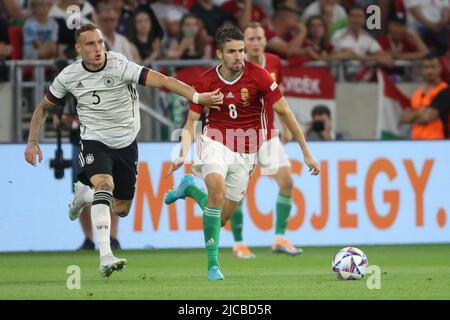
{"left": 47, "top": 51, "right": 147, "bottom": 149}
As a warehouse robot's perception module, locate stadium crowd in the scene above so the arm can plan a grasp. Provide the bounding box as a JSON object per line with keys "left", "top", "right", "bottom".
{"left": 0, "top": 0, "right": 448, "bottom": 80}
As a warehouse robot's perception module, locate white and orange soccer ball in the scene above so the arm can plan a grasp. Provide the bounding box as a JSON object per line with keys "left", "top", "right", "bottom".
{"left": 332, "top": 247, "right": 369, "bottom": 280}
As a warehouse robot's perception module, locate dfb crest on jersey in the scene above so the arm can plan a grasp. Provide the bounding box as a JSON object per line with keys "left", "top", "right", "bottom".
{"left": 86, "top": 154, "right": 95, "bottom": 165}
{"left": 104, "top": 74, "right": 114, "bottom": 87}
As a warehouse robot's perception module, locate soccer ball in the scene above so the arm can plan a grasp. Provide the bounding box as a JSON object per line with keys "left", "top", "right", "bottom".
{"left": 331, "top": 247, "right": 368, "bottom": 280}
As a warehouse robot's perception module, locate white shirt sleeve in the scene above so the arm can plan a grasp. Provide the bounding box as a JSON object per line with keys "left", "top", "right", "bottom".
{"left": 331, "top": 29, "right": 346, "bottom": 50}
{"left": 117, "top": 53, "right": 144, "bottom": 84}
{"left": 48, "top": 71, "right": 68, "bottom": 101}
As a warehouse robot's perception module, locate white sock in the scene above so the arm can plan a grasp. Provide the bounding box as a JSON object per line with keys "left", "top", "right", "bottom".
{"left": 91, "top": 191, "right": 113, "bottom": 258}
{"left": 275, "top": 234, "right": 285, "bottom": 241}
{"left": 234, "top": 241, "right": 244, "bottom": 248}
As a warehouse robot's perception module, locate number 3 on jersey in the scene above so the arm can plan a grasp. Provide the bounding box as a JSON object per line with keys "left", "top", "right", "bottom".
{"left": 228, "top": 104, "right": 238, "bottom": 119}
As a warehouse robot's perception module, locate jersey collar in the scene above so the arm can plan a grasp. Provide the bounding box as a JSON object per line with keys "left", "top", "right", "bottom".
{"left": 216, "top": 63, "right": 245, "bottom": 85}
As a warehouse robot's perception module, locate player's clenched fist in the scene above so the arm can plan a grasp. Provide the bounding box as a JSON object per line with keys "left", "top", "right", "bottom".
{"left": 24, "top": 142, "right": 42, "bottom": 166}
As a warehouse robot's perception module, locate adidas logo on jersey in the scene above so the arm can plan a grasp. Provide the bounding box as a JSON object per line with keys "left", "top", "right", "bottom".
{"left": 226, "top": 92, "right": 234, "bottom": 99}
{"left": 75, "top": 81, "right": 84, "bottom": 88}
{"left": 206, "top": 238, "right": 215, "bottom": 246}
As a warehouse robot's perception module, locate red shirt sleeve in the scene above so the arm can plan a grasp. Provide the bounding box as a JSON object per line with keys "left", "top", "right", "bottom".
{"left": 189, "top": 79, "right": 206, "bottom": 114}
{"left": 256, "top": 66, "right": 283, "bottom": 106}
{"left": 377, "top": 36, "right": 390, "bottom": 51}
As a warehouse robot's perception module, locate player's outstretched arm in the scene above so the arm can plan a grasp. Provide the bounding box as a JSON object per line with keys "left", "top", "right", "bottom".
{"left": 272, "top": 97, "right": 320, "bottom": 176}
{"left": 166, "top": 110, "right": 201, "bottom": 177}
{"left": 24, "top": 97, "right": 55, "bottom": 166}
{"left": 144, "top": 68, "right": 224, "bottom": 106}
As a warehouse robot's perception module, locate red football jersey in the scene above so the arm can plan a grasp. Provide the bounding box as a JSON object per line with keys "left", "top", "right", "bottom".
{"left": 189, "top": 60, "right": 283, "bottom": 153}
{"left": 261, "top": 52, "right": 283, "bottom": 138}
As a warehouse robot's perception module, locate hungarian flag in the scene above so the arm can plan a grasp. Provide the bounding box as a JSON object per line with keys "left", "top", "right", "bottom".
{"left": 376, "top": 69, "right": 410, "bottom": 139}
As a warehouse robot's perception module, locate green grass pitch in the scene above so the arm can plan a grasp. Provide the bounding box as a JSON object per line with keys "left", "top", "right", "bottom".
{"left": 1, "top": 244, "right": 449, "bottom": 300}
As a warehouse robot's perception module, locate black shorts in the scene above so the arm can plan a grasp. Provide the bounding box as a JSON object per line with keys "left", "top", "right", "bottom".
{"left": 78, "top": 140, "right": 138, "bottom": 200}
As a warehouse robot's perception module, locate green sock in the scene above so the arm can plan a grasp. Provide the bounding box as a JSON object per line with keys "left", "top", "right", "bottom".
{"left": 275, "top": 193, "right": 292, "bottom": 235}
{"left": 230, "top": 201, "right": 244, "bottom": 242}
{"left": 203, "top": 206, "right": 222, "bottom": 270}
{"left": 185, "top": 185, "right": 208, "bottom": 210}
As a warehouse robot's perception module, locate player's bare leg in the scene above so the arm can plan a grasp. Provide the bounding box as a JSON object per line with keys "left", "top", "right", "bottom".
{"left": 220, "top": 199, "right": 239, "bottom": 226}
{"left": 110, "top": 198, "right": 131, "bottom": 250}
{"left": 90, "top": 174, "right": 126, "bottom": 277}
{"left": 271, "top": 166, "right": 302, "bottom": 256}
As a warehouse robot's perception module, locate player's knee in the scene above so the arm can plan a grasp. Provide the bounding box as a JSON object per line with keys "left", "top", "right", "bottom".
{"left": 94, "top": 179, "right": 114, "bottom": 192}
{"left": 115, "top": 208, "right": 130, "bottom": 218}
{"left": 113, "top": 201, "right": 131, "bottom": 217}
{"left": 207, "top": 192, "right": 225, "bottom": 207}
{"left": 280, "top": 176, "right": 293, "bottom": 194}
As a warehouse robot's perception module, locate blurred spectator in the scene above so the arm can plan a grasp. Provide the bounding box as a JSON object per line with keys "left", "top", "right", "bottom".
{"left": 404, "top": 0, "right": 450, "bottom": 55}
{"left": 128, "top": 8, "right": 161, "bottom": 64}
{"left": 221, "top": 0, "right": 269, "bottom": 30}
{"left": 300, "top": 15, "right": 335, "bottom": 60}
{"left": 49, "top": 0, "right": 97, "bottom": 60}
{"left": 150, "top": 0, "right": 187, "bottom": 56}
{"left": 23, "top": 0, "right": 59, "bottom": 60}
{"left": 306, "top": 105, "right": 350, "bottom": 141}
{"left": 265, "top": 5, "right": 308, "bottom": 57}
{"left": 103, "top": 0, "right": 136, "bottom": 36}
{"left": 331, "top": 6, "right": 394, "bottom": 74}
{"left": 190, "top": 0, "right": 235, "bottom": 40}
{"left": 378, "top": 16, "right": 428, "bottom": 61}
{"left": 97, "top": 2, "right": 140, "bottom": 61}
{"left": 135, "top": 2, "right": 164, "bottom": 43}
{"left": 0, "top": 18, "right": 12, "bottom": 60}
{"left": 3, "top": 0, "right": 31, "bottom": 24}
{"left": 173, "top": 0, "right": 197, "bottom": 9}
{"left": 167, "top": 13, "right": 209, "bottom": 59}
{"left": 302, "top": 0, "right": 348, "bottom": 35}
{"left": 401, "top": 53, "right": 449, "bottom": 139}
{"left": 253, "top": 0, "right": 274, "bottom": 17}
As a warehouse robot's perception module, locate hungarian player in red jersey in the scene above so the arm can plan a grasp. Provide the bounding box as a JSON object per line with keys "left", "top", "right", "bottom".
{"left": 230, "top": 22, "right": 301, "bottom": 259}
{"left": 165, "top": 25, "right": 320, "bottom": 281}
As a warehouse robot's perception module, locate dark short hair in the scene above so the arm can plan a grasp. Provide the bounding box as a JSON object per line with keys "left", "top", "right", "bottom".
{"left": 388, "top": 13, "right": 406, "bottom": 26}
{"left": 423, "top": 51, "right": 442, "bottom": 61}
{"left": 311, "top": 105, "right": 331, "bottom": 118}
{"left": 75, "top": 23, "right": 99, "bottom": 43}
{"left": 215, "top": 25, "right": 244, "bottom": 51}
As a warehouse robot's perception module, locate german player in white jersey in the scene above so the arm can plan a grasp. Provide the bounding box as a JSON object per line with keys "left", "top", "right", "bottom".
{"left": 24, "top": 23, "right": 223, "bottom": 278}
